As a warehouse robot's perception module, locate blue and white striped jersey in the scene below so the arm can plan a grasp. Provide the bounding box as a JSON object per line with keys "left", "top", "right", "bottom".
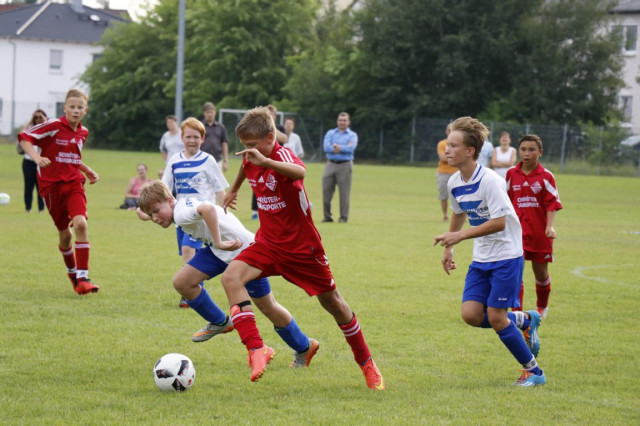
{"left": 162, "top": 150, "right": 228, "bottom": 203}
{"left": 448, "top": 164, "right": 522, "bottom": 262}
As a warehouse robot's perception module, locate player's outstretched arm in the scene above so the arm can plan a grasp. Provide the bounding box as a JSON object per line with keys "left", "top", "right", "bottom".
{"left": 19, "top": 140, "right": 51, "bottom": 168}
{"left": 236, "top": 148, "right": 305, "bottom": 180}
{"left": 198, "top": 202, "right": 242, "bottom": 251}
{"left": 136, "top": 207, "right": 151, "bottom": 221}
{"left": 80, "top": 162, "right": 99, "bottom": 184}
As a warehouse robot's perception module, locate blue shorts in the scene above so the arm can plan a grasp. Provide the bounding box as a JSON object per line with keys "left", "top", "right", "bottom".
{"left": 176, "top": 227, "right": 202, "bottom": 255}
{"left": 462, "top": 256, "right": 524, "bottom": 309}
{"left": 188, "top": 247, "right": 271, "bottom": 298}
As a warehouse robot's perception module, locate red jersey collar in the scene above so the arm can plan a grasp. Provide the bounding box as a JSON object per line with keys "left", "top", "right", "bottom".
{"left": 515, "top": 161, "right": 544, "bottom": 176}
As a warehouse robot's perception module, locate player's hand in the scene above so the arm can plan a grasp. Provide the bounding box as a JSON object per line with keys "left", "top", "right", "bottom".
{"left": 236, "top": 148, "right": 267, "bottom": 167}
{"left": 85, "top": 169, "right": 99, "bottom": 184}
{"left": 546, "top": 226, "right": 556, "bottom": 239}
{"left": 433, "top": 231, "right": 461, "bottom": 248}
{"left": 441, "top": 249, "right": 456, "bottom": 275}
{"left": 222, "top": 191, "right": 238, "bottom": 212}
{"left": 35, "top": 156, "right": 51, "bottom": 168}
{"left": 215, "top": 238, "right": 243, "bottom": 251}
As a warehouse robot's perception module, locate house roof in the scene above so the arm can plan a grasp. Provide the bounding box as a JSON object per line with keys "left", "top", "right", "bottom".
{"left": 0, "top": 1, "right": 129, "bottom": 43}
{"left": 612, "top": 0, "right": 640, "bottom": 13}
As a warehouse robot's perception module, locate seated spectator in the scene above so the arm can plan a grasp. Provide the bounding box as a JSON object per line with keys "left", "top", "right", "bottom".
{"left": 120, "top": 163, "right": 153, "bottom": 210}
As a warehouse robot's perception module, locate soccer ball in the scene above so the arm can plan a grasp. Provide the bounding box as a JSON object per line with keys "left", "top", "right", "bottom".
{"left": 153, "top": 353, "right": 195, "bottom": 392}
{"left": 0, "top": 193, "right": 10, "bottom": 205}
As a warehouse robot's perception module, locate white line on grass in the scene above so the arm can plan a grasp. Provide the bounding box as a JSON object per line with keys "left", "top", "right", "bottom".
{"left": 571, "top": 264, "right": 638, "bottom": 289}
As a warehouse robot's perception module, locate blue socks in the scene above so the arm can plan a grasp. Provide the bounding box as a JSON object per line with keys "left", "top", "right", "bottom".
{"left": 186, "top": 287, "right": 227, "bottom": 325}
{"left": 497, "top": 322, "right": 541, "bottom": 374}
{"left": 274, "top": 317, "right": 309, "bottom": 353}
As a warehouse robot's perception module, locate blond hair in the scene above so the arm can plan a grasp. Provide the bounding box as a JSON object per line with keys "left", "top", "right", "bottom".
{"left": 236, "top": 107, "right": 275, "bottom": 140}
{"left": 138, "top": 181, "right": 173, "bottom": 216}
{"left": 450, "top": 117, "right": 490, "bottom": 160}
{"left": 65, "top": 88, "right": 88, "bottom": 104}
{"left": 181, "top": 117, "right": 205, "bottom": 138}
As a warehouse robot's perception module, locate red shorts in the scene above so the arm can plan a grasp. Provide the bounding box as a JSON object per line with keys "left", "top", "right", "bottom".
{"left": 524, "top": 249, "right": 553, "bottom": 263}
{"left": 235, "top": 241, "right": 336, "bottom": 296}
{"left": 43, "top": 181, "right": 87, "bottom": 231}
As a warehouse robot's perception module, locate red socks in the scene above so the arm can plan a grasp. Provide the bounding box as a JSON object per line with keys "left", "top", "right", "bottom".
{"left": 535, "top": 276, "right": 551, "bottom": 309}
{"left": 230, "top": 305, "right": 263, "bottom": 350}
{"left": 75, "top": 241, "right": 90, "bottom": 279}
{"left": 339, "top": 314, "right": 371, "bottom": 365}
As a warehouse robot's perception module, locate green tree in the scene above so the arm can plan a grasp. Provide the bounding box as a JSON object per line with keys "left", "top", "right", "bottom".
{"left": 82, "top": 0, "right": 319, "bottom": 150}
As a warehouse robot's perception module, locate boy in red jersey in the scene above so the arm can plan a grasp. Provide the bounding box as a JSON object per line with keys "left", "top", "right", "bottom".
{"left": 506, "top": 134, "right": 562, "bottom": 318}
{"left": 220, "top": 107, "right": 384, "bottom": 390}
{"left": 18, "top": 89, "right": 100, "bottom": 295}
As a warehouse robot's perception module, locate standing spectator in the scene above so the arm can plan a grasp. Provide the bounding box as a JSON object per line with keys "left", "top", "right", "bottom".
{"left": 283, "top": 116, "right": 304, "bottom": 158}
{"left": 119, "top": 163, "right": 153, "bottom": 210}
{"left": 18, "top": 89, "right": 100, "bottom": 295}
{"left": 436, "top": 124, "right": 456, "bottom": 221}
{"left": 322, "top": 112, "right": 357, "bottom": 223}
{"left": 159, "top": 115, "right": 183, "bottom": 163}
{"left": 492, "top": 131, "right": 517, "bottom": 179}
{"left": 201, "top": 102, "right": 229, "bottom": 172}
{"left": 477, "top": 139, "right": 494, "bottom": 168}
{"left": 250, "top": 104, "right": 288, "bottom": 220}
{"left": 18, "top": 109, "right": 48, "bottom": 213}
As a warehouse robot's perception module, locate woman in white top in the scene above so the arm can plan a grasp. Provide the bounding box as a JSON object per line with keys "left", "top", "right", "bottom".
{"left": 159, "top": 115, "right": 183, "bottom": 162}
{"left": 491, "top": 131, "right": 517, "bottom": 179}
{"left": 283, "top": 116, "right": 304, "bottom": 158}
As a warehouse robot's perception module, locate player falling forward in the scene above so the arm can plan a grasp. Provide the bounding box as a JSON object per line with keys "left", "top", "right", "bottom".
{"left": 434, "top": 116, "right": 545, "bottom": 387}
{"left": 138, "top": 181, "right": 319, "bottom": 368}
{"left": 506, "top": 134, "right": 562, "bottom": 319}
{"left": 219, "top": 107, "right": 384, "bottom": 389}
{"left": 18, "top": 89, "right": 100, "bottom": 295}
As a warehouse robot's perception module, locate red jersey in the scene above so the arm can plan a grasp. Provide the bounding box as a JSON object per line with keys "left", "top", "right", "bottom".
{"left": 243, "top": 143, "right": 324, "bottom": 256}
{"left": 506, "top": 162, "right": 563, "bottom": 253}
{"left": 18, "top": 116, "right": 88, "bottom": 196}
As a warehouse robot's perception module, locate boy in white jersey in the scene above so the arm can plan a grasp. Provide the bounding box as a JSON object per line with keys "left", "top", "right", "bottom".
{"left": 151, "top": 117, "right": 228, "bottom": 308}
{"left": 138, "top": 181, "right": 319, "bottom": 367}
{"left": 433, "top": 116, "right": 546, "bottom": 387}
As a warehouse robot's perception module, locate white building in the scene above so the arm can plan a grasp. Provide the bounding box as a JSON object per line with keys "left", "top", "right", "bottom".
{"left": 611, "top": 1, "right": 640, "bottom": 134}
{"left": 0, "top": 0, "right": 128, "bottom": 136}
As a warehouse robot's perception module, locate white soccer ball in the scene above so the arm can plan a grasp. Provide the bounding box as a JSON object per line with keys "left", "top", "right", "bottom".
{"left": 0, "top": 193, "right": 10, "bottom": 205}
{"left": 153, "top": 353, "right": 195, "bottom": 392}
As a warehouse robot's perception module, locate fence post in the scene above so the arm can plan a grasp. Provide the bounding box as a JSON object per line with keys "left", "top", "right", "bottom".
{"left": 410, "top": 116, "right": 416, "bottom": 164}
{"left": 598, "top": 126, "right": 603, "bottom": 176}
{"left": 560, "top": 123, "right": 567, "bottom": 173}
{"left": 525, "top": 123, "right": 530, "bottom": 134}
{"left": 378, "top": 125, "right": 384, "bottom": 160}
{"left": 319, "top": 121, "right": 323, "bottom": 161}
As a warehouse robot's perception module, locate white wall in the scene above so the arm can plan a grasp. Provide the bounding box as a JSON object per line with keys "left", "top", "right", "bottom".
{"left": 0, "top": 38, "right": 102, "bottom": 135}
{"left": 612, "top": 14, "right": 640, "bottom": 135}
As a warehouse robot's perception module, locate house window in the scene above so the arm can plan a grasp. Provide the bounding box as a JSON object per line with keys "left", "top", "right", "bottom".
{"left": 0, "top": 98, "right": 3, "bottom": 117}
{"left": 620, "top": 95, "right": 633, "bottom": 122}
{"left": 613, "top": 25, "right": 638, "bottom": 54}
{"left": 50, "top": 49, "right": 63, "bottom": 70}
{"left": 56, "top": 102, "right": 64, "bottom": 118}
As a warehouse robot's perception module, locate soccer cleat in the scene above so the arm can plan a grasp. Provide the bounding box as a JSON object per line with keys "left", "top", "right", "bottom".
{"left": 248, "top": 345, "right": 275, "bottom": 382}
{"left": 537, "top": 306, "right": 549, "bottom": 319}
{"left": 290, "top": 339, "right": 320, "bottom": 368}
{"left": 179, "top": 297, "right": 189, "bottom": 308}
{"left": 523, "top": 310, "right": 541, "bottom": 357}
{"left": 191, "top": 317, "right": 234, "bottom": 342}
{"left": 360, "top": 358, "right": 385, "bottom": 391}
{"left": 515, "top": 369, "right": 546, "bottom": 387}
{"left": 67, "top": 272, "right": 77, "bottom": 291}
{"left": 75, "top": 278, "right": 99, "bottom": 295}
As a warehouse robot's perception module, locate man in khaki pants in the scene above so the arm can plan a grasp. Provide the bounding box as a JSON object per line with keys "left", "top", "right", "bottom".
{"left": 322, "top": 112, "right": 358, "bottom": 223}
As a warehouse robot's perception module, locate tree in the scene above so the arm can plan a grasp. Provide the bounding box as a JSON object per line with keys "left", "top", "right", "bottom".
{"left": 82, "top": 0, "right": 319, "bottom": 150}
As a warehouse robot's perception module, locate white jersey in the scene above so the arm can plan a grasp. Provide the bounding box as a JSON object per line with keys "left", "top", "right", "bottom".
{"left": 162, "top": 150, "right": 228, "bottom": 203}
{"left": 173, "top": 198, "right": 254, "bottom": 263}
{"left": 448, "top": 164, "right": 522, "bottom": 263}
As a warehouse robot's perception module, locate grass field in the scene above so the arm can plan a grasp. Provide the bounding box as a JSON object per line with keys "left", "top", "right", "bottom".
{"left": 0, "top": 143, "right": 639, "bottom": 425}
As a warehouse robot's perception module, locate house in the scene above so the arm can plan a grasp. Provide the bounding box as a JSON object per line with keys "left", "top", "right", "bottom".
{"left": 0, "top": 0, "right": 129, "bottom": 136}
{"left": 612, "top": 1, "right": 640, "bottom": 134}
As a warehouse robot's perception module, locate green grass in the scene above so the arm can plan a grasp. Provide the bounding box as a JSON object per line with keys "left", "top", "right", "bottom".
{"left": 1, "top": 144, "right": 639, "bottom": 425}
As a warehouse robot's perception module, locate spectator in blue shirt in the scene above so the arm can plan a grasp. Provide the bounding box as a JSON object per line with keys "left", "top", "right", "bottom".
{"left": 322, "top": 112, "right": 358, "bottom": 223}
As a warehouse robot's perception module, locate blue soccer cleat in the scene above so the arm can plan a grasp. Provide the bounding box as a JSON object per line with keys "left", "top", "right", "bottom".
{"left": 515, "top": 369, "right": 546, "bottom": 387}
{"left": 523, "top": 310, "right": 541, "bottom": 357}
